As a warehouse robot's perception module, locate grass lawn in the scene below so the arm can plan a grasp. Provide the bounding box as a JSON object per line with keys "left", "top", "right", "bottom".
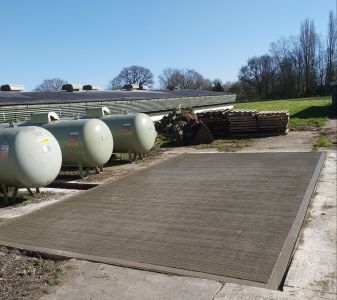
{"left": 234, "top": 97, "right": 333, "bottom": 130}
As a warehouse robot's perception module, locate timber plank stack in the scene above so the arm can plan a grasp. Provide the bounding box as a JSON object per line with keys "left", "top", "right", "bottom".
{"left": 195, "top": 109, "right": 289, "bottom": 137}
{"left": 257, "top": 111, "right": 289, "bottom": 135}
{"left": 228, "top": 110, "right": 258, "bottom": 134}
{"left": 197, "top": 109, "right": 230, "bottom": 138}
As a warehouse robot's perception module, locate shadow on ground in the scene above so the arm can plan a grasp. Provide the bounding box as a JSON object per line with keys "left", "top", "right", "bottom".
{"left": 291, "top": 104, "right": 333, "bottom": 119}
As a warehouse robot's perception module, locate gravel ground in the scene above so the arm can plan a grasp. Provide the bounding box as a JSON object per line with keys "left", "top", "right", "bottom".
{"left": 0, "top": 246, "right": 67, "bottom": 300}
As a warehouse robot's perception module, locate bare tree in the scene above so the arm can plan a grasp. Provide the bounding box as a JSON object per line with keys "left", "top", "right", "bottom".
{"left": 158, "top": 68, "right": 210, "bottom": 90}
{"left": 290, "top": 36, "right": 304, "bottom": 97}
{"left": 270, "top": 37, "right": 297, "bottom": 98}
{"left": 34, "top": 78, "right": 67, "bottom": 92}
{"left": 108, "top": 77, "right": 123, "bottom": 90}
{"left": 239, "top": 55, "right": 276, "bottom": 99}
{"left": 107, "top": 65, "right": 154, "bottom": 90}
{"left": 300, "top": 19, "right": 318, "bottom": 96}
{"left": 316, "top": 35, "right": 326, "bottom": 91}
{"left": 236, "top": 13, "right": 336, "bottom": 100}
{"left": 158, "top": 68, "right": 184, "bottom": 89}
{"left": 326, "top": 10, "right": 337, "bottom": 84}
{"left": 212, "top": 79, "right": 225, "bottom": 92}
{"left": 183, "top": 69, "right": 206, "bottom": 89}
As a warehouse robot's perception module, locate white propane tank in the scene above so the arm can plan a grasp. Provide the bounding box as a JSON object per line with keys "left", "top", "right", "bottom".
{"left": 0, "top": 125, "right": 62, "bottom": 187}
{"left": 86, "top": 108, "right": 157, "bottom": 154}
{"left": 29, "top": 112, "right": 114, "bottom": 168}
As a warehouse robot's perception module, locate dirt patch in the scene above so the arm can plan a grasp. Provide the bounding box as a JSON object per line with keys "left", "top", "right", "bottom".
{"left": 0, "top": 192, "right": 66, "bottom": 209}
{"left": 56, "top": 148, "right": 170, "bottom": 184}
{"left": 322, "top": 203, "right": 335, "bottom": 210}
{"left": 313, "top": 119, "right": 337, "bottom": 150}
{"left": 0, "top": 246, "right": 68, "bottom": 300}
{"left": 238, "top": 130, "right": 319, "bottom": 152}
{"left": 194, "top": 138, "right": 251, "bottom": 152}
{"left": 311, "top": 272, "right": 337, "bottom": 293}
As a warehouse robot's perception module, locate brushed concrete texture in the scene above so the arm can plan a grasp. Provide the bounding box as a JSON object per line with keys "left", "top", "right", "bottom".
{"left": 40, "top": 151, "right": 336, "bottom": 300}
{"left": 0, "top": 152, "right": 324, "bottom": 288}
{"left": 41, "top": 259, "right": 222, "bottom": 300}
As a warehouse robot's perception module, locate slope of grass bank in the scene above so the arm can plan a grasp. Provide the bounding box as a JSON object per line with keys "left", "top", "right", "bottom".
{"left": 234, "top": 97, "right": 332, "bottom": 130}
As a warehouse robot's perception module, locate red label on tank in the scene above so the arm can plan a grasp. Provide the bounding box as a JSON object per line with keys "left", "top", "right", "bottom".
{"left": 68, "top": 132, "right": 79, "bottom": 147}
{"left": 121, "top": 123, "right": 131, "bottom": 134}
{"left": 0, "top": 143, "right": 9, "bottom": 159}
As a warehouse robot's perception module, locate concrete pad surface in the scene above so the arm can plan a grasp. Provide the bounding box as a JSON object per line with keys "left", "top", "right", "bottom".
{"left": 284, "top": 250, "right": 336, "bottom": 294}
{"left": 214, "top": 283, "right": 337, "bottom": 300}
{"left": 0, "top": 152, "right": 325, "bottom": 288}
{"left": 284, "top": 152, "right": 337, "bottom": 295}
{"left": 41, "top": 259, "right": 222, "bottom": 300}
{"left": 37, "top": 151, "right": 336, "bottom": 299}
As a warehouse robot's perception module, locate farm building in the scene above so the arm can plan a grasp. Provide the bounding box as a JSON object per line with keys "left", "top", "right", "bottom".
{"left": 0, "top": 86, "right": 236, "bottom": 122}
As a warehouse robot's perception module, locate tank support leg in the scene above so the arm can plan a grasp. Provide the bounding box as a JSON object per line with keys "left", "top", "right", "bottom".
{"left": 79, "top": 165, "right": 84, "bottom": 179}
{"left": 27, "top": 188, "right": 34, "bottom": 196}
{"left": 128, "top": 150, "right": 133, "bottom": 162}
{"left": 94, "top": 167, "right": 103, "bottom": 174}
{"left": 1, "top": 184, "right": 8, "bottom": 203}
{"left": 11, "top": 188, "right": 18, "bottom": 202}
{"left": 85, "top": 167, "right": 90, "bottom": 177}
{"left": 36, "top": 188, "right": 40, "bottom": 193}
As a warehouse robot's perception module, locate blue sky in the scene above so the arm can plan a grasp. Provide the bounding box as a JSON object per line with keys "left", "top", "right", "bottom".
{"left": 0, "top": 0, "right": 335, "bottom": 91}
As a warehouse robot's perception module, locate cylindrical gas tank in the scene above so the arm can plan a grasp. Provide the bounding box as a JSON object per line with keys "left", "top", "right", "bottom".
{"left": 40, "top": 119, "right": 113, "bottom": 167}
{"left": 100, "top": 113, "right": 157, "bottom": 153}
{"left": 0, "top": 126, "right": 62, "bottom": 187}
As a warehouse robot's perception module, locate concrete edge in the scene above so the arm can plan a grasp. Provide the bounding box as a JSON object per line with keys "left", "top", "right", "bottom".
{"left": 267, "top": 151, "right": 327, "bottom": 290}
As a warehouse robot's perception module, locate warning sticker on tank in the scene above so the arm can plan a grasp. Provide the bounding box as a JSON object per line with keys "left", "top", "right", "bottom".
{"left": 0, "top": 143, "right": 9, "bottom": 159}
{"left": 39, "top": 138, "right": 49, "bottom": 143}
{"left": 68, "top": 132, "right": 79, "bottom": 147}
{"left": 121, "top": 123, "right": 131, "bottom": 134}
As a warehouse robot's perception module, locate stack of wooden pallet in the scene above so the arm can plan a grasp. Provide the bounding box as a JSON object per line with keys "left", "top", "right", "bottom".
{"left": 228, "top": 110, "right": 258, "bottom": 134}
{"left": 197, "top": 109, "right": 230, "bottom": 138}
{"left": 256, "top": 111, "right": 289, "bottom": 135}
{"left": 196, "top": 109, "right": 289, "bottom": 137}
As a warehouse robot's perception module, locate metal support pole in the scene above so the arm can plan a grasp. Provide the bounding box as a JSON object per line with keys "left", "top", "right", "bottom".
{"left": 128, "top": 150, "right": 133, "bottom": 162}
{"left": 27, "top": 188, "right": 34, "bottom": 196}
{"left": 12, "top": 188, "right": 18, "bottom": 202}
{"left": 85, "top": 167, "right": 90, "bottom": 177}
{"left": 79, "top": 164, "right": 84, "bottom": 179}
{"left": 1, "top": 184, "right": 8, "bottom": 203}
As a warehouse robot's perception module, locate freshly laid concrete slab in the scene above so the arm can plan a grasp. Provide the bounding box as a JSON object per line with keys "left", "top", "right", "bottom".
{"left": 0, "top": 152, "right": 325, "bottom": 290}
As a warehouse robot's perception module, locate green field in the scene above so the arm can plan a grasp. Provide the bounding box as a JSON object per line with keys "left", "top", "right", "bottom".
{"left": 234, "top": 97, "right": 332, "bottom": 130}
